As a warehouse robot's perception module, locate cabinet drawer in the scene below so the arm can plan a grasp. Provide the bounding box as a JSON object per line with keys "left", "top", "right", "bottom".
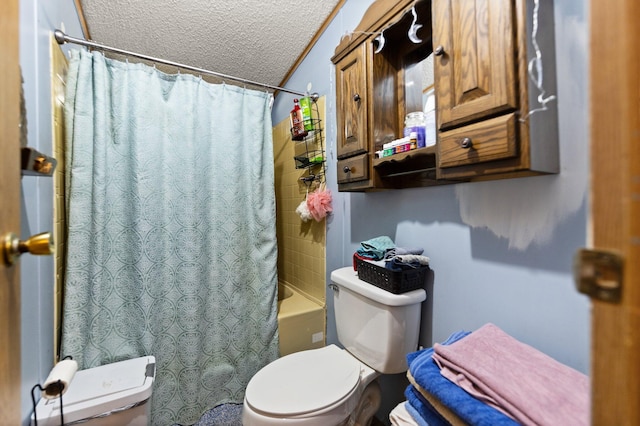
{"left": 337, "top": 154, "right": 369, "bottom": 183}
{"left": 438, "top": 113, "right": 517, "bottom": 169}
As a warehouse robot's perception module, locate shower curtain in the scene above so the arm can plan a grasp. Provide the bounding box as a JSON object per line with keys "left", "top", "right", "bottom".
{"left": 61, "top": 49, "right": 279, "bottom": 425}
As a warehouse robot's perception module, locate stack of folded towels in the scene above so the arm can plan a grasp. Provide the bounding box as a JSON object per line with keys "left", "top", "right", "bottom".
{"left": 393, "top": 323, "right": 589, "bottom": 426}
{"left": 354, "top": 235, "right": 430, "bottom": 271}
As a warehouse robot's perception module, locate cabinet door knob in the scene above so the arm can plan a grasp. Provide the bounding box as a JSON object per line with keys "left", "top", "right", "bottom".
{"left": 434, "top": 45, "right": 445, "bottom": 56}
{"left": 343, "top": 166, "right": 352, "bottom": 173}
{"left": 353, "top": 93, "right": 361, "bottom": 102}
{"left": 460, "top": 137, "right": 473, "bottom": 149}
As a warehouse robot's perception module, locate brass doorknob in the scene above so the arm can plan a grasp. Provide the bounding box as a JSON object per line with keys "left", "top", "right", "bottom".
{"left": 2, "top": 232, "right": 54, "bottom": 266}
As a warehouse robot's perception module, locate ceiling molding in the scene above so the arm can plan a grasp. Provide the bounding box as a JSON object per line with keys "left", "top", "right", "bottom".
{"left": 276, "top": 0, "right": 347, "bottom": 97}
{"left": 73, "top": 0, "right": 90, "bottom": 40}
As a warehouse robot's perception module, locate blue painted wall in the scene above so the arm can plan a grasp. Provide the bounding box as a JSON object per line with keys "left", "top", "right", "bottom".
{"left": 17, "top": 0, "right": 589, "bottom": 423}
{"left": 19, "top": 0, "right": 82, "bottom": 423}
{"left": 273, "top": 0, "right": 590, "bottom": 421}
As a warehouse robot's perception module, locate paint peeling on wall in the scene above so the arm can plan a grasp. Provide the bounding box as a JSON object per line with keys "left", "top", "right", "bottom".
{"left": 456, "top": 13, "right": 588, "bottom": 251}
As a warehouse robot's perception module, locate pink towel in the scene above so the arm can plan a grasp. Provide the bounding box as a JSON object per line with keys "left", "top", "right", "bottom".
{"left": 432, "top": 323, "right": 589, "bottom": 426}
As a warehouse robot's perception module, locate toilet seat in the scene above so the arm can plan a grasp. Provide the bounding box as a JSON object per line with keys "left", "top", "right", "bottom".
{"left": 245, "top": 345, "right": 362, "bottom": 416}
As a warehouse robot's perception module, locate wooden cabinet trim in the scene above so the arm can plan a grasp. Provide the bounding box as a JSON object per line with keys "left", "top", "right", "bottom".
{"left": 331, "top": 0, "right": 416, "bottom": 63}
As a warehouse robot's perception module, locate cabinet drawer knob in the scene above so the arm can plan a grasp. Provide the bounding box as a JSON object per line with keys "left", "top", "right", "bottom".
{"left": 343, "top": 166, "right": 352, "bottom": 173}
{"left": 434, "top": 45, "right": 445, "bottom": 56}
{"left": 460, "top": 137, "right": 473, "bottom": 149}
{"left": 353, "top": 93, "right": 361, "bottom": 102}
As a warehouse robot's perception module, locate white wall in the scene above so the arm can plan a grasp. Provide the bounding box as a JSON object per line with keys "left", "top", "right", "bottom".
{"left": 273, "top": 0, "right": 590, "bottom": 422}
{"left": 19, "top": 1, "right": 82, "bottom": 423}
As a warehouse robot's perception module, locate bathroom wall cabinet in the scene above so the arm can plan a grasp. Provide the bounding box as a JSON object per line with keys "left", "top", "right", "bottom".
{"left": 331, "top": 0, "right": 559, "bottom": 192}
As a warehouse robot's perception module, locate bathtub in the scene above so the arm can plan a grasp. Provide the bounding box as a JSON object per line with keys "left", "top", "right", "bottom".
{"left": 277, "top": 282, "right": 326, "bottom": 356}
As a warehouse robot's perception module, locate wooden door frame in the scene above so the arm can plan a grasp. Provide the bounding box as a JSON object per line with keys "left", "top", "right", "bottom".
{"left": 590, "top": 0, "right": 640, "bottom": 424}
{"left": 0, "top": 0, "right": 22, "bottom": 424}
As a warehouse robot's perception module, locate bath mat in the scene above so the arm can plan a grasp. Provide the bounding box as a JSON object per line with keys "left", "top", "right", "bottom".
{"left": 173, "top": 403, "right": 243, "bottom": 426}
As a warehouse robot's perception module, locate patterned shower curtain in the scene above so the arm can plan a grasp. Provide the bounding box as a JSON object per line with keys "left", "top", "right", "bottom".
{"left": 61, "top": 50, "right": 279, "bottom": 425}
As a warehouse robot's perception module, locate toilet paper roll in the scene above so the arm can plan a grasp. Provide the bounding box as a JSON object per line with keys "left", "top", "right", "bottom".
{"left": 42, "top": 359, "right": 78, "bottom": 399}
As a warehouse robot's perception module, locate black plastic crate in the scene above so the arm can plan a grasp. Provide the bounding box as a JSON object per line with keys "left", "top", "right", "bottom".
{"left": 355, "top": 258, "right": 429, "bottom": 294}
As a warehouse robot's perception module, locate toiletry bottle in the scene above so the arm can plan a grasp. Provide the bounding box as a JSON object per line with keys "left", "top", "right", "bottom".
{"left": 409, "top": 132, "right": 418, "bottom": 150}
{"left": 290, "top": 99, "right": 308, "bottom": 141}
{"left": 404, "top": 111, "right": 426, "bottom": 148}
{"left": 299, "top": 96, "right": 314, "bottom": 131}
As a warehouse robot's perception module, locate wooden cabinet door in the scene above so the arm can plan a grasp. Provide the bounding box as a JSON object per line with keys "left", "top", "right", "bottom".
{"left": 335, "top": 43, "right": 368, "bottom": 159}
{"left": 433, "top": 0, "right": 518, "bottom": 130}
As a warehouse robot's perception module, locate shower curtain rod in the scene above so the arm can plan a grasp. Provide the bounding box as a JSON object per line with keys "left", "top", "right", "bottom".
{"left": 54, "top": 30, "right": 315, "bottom": 98}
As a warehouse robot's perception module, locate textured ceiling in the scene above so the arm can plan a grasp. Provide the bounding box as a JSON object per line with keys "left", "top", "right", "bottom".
{"left": 78, "top": 0, "right": 342, "bottom": 91}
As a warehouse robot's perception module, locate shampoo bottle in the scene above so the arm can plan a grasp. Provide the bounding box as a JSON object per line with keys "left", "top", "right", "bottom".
{"left": 290, "top": 99, "right": 308, "bottom": 140}
{"left": 299, "top": 96, "right": 314, "bottom": 131}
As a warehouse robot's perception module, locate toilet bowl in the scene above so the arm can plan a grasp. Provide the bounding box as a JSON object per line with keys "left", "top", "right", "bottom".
{"left": 243, "top": 345, "right": 380, "bottom": 426}
{"left": 243, "top": 267, "right": 427, "bottom": 426}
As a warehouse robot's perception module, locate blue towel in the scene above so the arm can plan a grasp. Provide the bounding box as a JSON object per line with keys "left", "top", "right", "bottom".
{"left": 405, "top": 384, "right": 449, "bottom": 426}
{"left": 407, "top": 331, "right": 520, "bottom": 426}
{"left": 356, "top": 236, "right": 395, "bottom": 260}
{"left": 404, "top": 403, "right": 429, "bottom": 426}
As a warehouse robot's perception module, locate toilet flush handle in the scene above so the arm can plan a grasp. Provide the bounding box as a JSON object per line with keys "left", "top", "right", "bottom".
{"left": 328, "top": 283, "right": 339, "bottom": 293}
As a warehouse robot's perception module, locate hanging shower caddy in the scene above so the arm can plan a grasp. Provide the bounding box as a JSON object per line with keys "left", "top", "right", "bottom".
{"left": 291, "top": 95, "right": 325, "bottom": 189}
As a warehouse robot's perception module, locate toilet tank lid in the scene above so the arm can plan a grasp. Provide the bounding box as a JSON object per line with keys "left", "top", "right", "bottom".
{"left": 331, "top": 267, "right": 426, "bottom": 306}
{"left": 32, "top": 355, "right": 156, "bottom": 425}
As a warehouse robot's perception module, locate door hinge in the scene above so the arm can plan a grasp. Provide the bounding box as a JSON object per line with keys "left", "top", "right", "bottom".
{"left": 573, "top": 248, "right": 623, "bottom": 303}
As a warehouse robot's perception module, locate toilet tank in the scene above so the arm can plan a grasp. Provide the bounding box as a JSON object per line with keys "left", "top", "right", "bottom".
{"left": 32, "top": 356, "right": 155, "bottom": 426}
{"left": 330, "top": 267, "right": 426, "bottom": 374}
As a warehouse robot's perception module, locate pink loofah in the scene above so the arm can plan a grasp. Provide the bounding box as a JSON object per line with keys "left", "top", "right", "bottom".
{"left": 306, "top": 188, "right": 333, "bottom": 222}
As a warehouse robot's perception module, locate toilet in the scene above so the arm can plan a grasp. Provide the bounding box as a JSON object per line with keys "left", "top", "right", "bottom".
{"left": 32, "top": 355, "right": 155, "bottom": 426}
{"left": 242, "top": 266, "right": 426, "bottom": 425}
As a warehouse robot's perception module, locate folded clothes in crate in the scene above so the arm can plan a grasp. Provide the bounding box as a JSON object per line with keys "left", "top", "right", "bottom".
{"left": 353, "top": 252, "right": 381, "bottom": 270}
{"left": 356, "top": 235, "right": 396, "bottom": 260}
{"left": 353, "top": 236, "right": 430, "bottom": 293}
{"left": 386, "top": 254, "right": 430, "bottom": 272}
{"left": 383, "top": 247, "right": 425, "bottom": 259}
{"left": 355, "top": 235, "right": 425, "bottom": 264}
{"left": 354, "top": 256, "right": 429, "bottom": 294}
{"left": 352, "top": 253, "right": 430, "bottom": 272}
